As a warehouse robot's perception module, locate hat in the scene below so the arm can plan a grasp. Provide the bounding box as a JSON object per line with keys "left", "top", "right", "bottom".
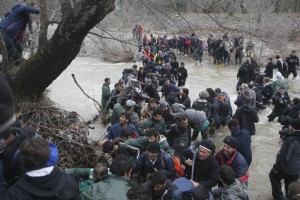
{"left": 159, "top": 100, "right": 169, "bottom": 109}
{"left": 223, "top": 136, "right": 240, "bottom": 150}
{"left": 126, "top": 100, "right": 136, "bottom": 107}
{"left": 240, "top": 83, "right": 249, "bottom": 90}
{"left": 293, "top": 98, "right": 300, "bottom": 105}
{"left": 147, "top": 142, "right": 161, "bottom": 153}
{"left": 199, "top": 139, "right": 215, "bottom": 154}
{"left": 47, "top": 141, "right": 59, "bottom": 167}
{"left": 0, "top": 75, "right": 15, "bottom": 135}
{"left": 290, "top": 119, "right": 300, "bottom": 130}
{"left": 275, "top": 72, "right": 284, "bottom": 80}
{"left": 268, "top": 57, "right": 272, "bottom": 61}
{"left": 199, "top": 91, "right": 209, "bottom": 99}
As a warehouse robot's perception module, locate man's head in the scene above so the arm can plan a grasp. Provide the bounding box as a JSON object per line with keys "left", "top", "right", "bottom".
{"left": 180, "top": 62, "right": 185, "bottom": 67}
{"left": 164, "top": 79, "right": 170, "bottom": 86}
{"left": 227, "top": 119, "right": 240, "bottom": 134}
{"left": 146, "top": 128, "right": 160, "bottom": 143}
{"left": 20, "top": 138, "right": 50, "bottom": 171}
{"left": 178, "top": 117, "right": 189, "bottom": 129}
{"left": 287, "top": 181, "right": 300, "bottom": 200}
{"left": 104, "top": 78, "right": 111, "bottom": 85}
{"left": 93, "top": 163, "right": 108, "bottom": 182}
{"left": 148, "top": 98, "right": 157, "bottom": 109}
{"left": 126, "top": 185, "right": 152, "bottom": 200}
{"left": 193, "top": 184, "right": 210, "bottom": 200}
{"left": 119, "top": 112, "right": 131, "bottom": 125}
{"left": 152, "top": 108, "right": 163, "bottom": 122}
{"left": 126, "top": 100, "right": 136, "bottom": 111}
{"left": 289, "top": 119, "right": 300, "bottom": 132}
{"left": 121, "top": 128, "right": 133, "bottom": 140}
{"left": 114, "top": 83, "right": 122, "bottom": 91}
{"left": 279, "top": 87, "right": 286, "bottom": 94}
{"left": 180, "top": 88, "right": 189, "bottom": 97}
{"left": 275, "top": 55, "right": 280, "bottom": 60}
{"left": 291, "top": 50, "right": 296, "bottom": 56}
{"left": 147, "top": 142, "right": 160, "bottom": 161}
{"left": 222, "top": 136, "right": 239, "bottom": 156}
{"left": 198, "top": 139, "right": 215, "bottom": 160}
{"left": 110, "top": 155, "right": 134, "bottom": 177}
{"left": 150, "top": 171, "right": 167, "bottom": 194}
{"left": 219, "top": 165, "right": 236, "bottom": 186}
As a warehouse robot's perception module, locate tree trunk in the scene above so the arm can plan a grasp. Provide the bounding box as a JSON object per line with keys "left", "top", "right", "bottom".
{"left": 38, "top": 0, "right": 49, "bottom": 50}
{"left": 7, "top": 0, "right": 115, "bottom": 100}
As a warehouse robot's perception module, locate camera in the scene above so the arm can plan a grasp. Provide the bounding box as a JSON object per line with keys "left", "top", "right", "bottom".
{"left": 279, "top": 127, "right": 289, "bottom": 140}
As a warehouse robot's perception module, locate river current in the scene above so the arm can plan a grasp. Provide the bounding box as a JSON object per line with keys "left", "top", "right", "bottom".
{"left": 48, "top": 55, "right": 300, "bottom": 199}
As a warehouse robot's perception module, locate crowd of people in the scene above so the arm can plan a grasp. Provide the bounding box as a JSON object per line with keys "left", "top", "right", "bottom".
{"left": 0, "top": 10, "right": 300, "bottom": 200}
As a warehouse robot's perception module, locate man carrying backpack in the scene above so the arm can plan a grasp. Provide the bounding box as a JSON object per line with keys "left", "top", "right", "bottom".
{"left": 236, "top": 57, "right": 253, "bottom": 92}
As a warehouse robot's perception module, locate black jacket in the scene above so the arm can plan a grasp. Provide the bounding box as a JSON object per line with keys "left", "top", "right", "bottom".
{"left": 5, "top": 167, "right": 82, "bottom": 200}
{"left": 183, "top": 150, "right": 219, "bottom": 190}
{"left": 166, "top": 123, "right": 189, "bottom": 153}
{"left": 274, "top": 130, "right": 300, "bottom": 175}
{"left": 233, "top": 105, "right": 259, "bottom": 135}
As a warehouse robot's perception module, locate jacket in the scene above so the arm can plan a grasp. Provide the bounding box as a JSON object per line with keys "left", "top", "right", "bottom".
{"left": 101, "top": 83, "right": 110, "bottom": 109}
{"left": 145, "top": 179, "right": 181, "bottom": 200}
{"left": 105, "top": 123, "right": 137, "bottom": 140}
{"left": 138, "top": 117, "right": 165, "bottom": 136}
{"left": 0, "top": 3, "right": 39, "bottom": 38}
{"left": 6, "top": 167, "right": 82, "bottom": 200}
{"left": 64, "top": 168, "right": 95, "bottom": 193}
{"left": 110, "top": 103, "right": 125, "bottom": 125}
{"left": 274, "top": 130, "right": 300, "bottom": 175}
{"left": 177, "top": 67, "right": 188, "bottom": 80}
{"left": 81, "top": 174, "right": 131, "bottom": 200}
{"left": 134, "top": 150, "right": 175, "bottom": 179}
{"left": 166, "top": 123, "right": 189, "bottom": 153}
{"left": 232, "top": 130, "right": 252, "bottom": 166}
{"left": 232, "top": 105, "right": 259, "bottom": 136}
{"left": 212, "top": 179, "right": 249, "bottom": 200}
{"left": 180, "top": 96, "right": 191, "bottom": 108}
{"left": 125, "top": 136, "right": 174, "bottom": 157}
{"left": 183, "top": 149, "right": 219, "bottom": 190}
{"left": 237, "top": 62, "right": 253, "bottom": 83}
{"left": 216, "top": 151, "right": 249, "bottom": 179}
{"left": 144, "top": 84, "right": 160, "bottom": 100}
{"left": 161, "top": 84, "right": 179, "bottom": 97}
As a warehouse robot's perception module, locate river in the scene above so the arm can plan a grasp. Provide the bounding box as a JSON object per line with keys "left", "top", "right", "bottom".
{"left": 48, "top": 55, "right": 300, "bottom": 199}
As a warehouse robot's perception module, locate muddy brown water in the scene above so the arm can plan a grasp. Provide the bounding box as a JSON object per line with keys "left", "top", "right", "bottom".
{"left": 48, "top": 55, "right": 300, "bottom": 199}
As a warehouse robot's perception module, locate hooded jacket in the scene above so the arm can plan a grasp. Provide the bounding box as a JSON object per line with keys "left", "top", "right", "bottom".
{"left": 6, "top": 167, "right": 81, "bottom": 200}
{"left": 232, "top": 105, "right": 259, "bottom": 136}
{"left": 0, "top": 3, "right": 39, "bottom": 38}
{"left": 166, "top": 122, "right": 189, "bottom": 153}
{"left": 212, "top": 179, "right": 249, "bottom": 200}
{"left": 174, "top": 109, "right": 207, "bottom": 128}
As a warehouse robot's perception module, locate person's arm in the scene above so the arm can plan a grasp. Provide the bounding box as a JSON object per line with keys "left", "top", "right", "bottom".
{"left": 20, "top": 4, "right": 40, "bottom": 14}
{"left": 125, "top": 137, "right": 148, "bottom": 150}
{"left": 64, "top": 168, "right": 91, "bottom": 180}
{"left": 253, "top": 110, "right": 259, "bottom": 123}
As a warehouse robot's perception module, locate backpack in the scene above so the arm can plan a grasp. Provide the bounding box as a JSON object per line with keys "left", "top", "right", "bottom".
{"left": 215, "top": 93, "right": 231, "bottom": 117}
{"left": 282, "top": 61, "right": 289, "bottom": 71}
{"left": 171, "top": 177, "right": 194, "bottom": 200}
{"left": 185, "top": 39, "right": 191, "bottom": 45}
{"left": 240, "top": 64, "right": 248, "bottom": 73}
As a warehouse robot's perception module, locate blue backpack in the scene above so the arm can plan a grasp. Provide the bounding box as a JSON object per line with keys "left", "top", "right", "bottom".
{"left": 171, "top": 177, "right": 194, "bottom": 200}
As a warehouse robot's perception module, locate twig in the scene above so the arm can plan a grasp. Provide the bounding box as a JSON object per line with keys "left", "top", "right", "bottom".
{"left": 71, "top": 74, "right": 101, "bottom": 111}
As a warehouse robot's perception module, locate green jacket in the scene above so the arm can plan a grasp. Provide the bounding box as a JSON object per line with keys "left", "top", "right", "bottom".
{"left": 125, "top": 136, "right": 174, "bottom": 157}
{"left": 111, "top": 103, "right": 125, "bottom": 125}
{"left": 64, "top": 168, "right": 94, "bottom": 193}
{"left": 81, "top": 174, "right": 132, "bottom": 200}
{"left": 101, "top": 83, "right": 111, "bottom": 109}
{"left": 138, "top": 118, "right": 165, "bottom": 136}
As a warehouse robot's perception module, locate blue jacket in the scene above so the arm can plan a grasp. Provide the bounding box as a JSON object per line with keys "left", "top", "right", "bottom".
{"left": 161, "top": 84, "right": 179, "bottom": 97}
{"left": 216, "top": 150, "right": 249, "bottom": 179}
{"left": 0, "top": 2, "right": 39, "bottom": 38}
{"left": 105, "top": 123, "right": 138, "bottom": 140}
{"left": 134, "top": 150, "right": 175, "bottom": 179}
{"left": 232, "top": 130, "right": 252, "bottom": 166}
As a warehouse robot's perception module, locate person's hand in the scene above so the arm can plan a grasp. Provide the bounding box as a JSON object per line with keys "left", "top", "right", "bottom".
{"left": 98, "top": 138, "right": 107, "bottom": 148}
{"left": 184, "top": 159, "right": 192, "bottom": 166}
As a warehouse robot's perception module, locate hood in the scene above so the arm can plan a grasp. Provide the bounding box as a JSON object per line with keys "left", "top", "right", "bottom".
{"left": 18, "top": 167, "right": 75, "bottom": 199}
{"left": 240, "top": 105, "right": 256, "bottom": 113}
{"left": 171, "top": 103, "right": 185, "bottom": 113}
{"left": 188, "top": 109, "right": 207, "bottom": 126}
{"left": 223, "top": 179, "right": 248, "bottom": 199}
